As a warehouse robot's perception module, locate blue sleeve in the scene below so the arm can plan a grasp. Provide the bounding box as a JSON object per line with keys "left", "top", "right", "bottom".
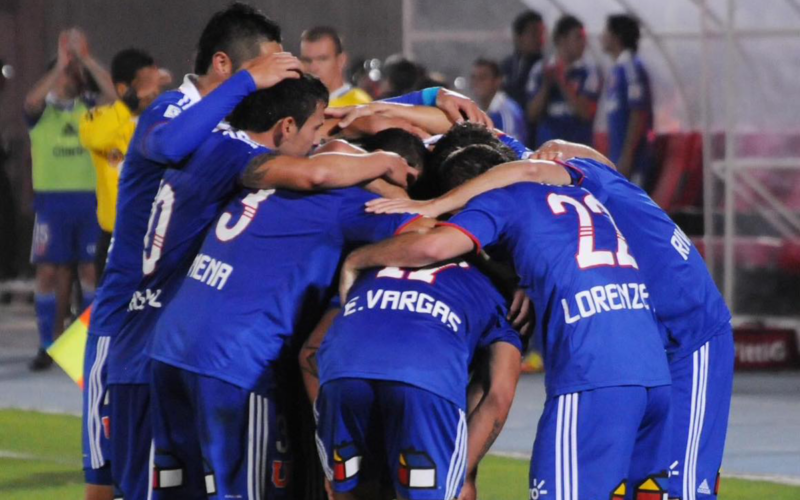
{"left": 446, "top": 189, "right": 514, "bottom": 251}
{"left": 478, "top": 315, "right": 523, "bottom": 352}
{"left": 625, "top": 62, "right": 648, "bottom": 109}
{"left": 561, "top": 157, "right": 623, "bottom": 197}
{"left": 381, "top": 87, "right": 440, "bottom": 106}
{"left": 338, "top": 190, "right": 420, "bottom": 243}
{"left": 138, "top": 71, "right": 257, "bottom": 165}
{"left": 497, "top": 132, "right": 532, "bottom": 159}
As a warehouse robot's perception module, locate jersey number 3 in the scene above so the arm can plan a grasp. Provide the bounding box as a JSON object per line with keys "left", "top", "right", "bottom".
{"left": 547, "top": 192, "right": 638, "bottom": 270}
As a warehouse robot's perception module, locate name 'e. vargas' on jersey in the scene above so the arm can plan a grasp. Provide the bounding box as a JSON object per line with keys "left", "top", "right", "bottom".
{"left": 447, "top": 182, "right": 671, "bottom": 397}
{"left": 318, "top": 263, "right": 523, "bottom": 409}
{"left": 107, "top": 127, "right": 271, "bottom": 384}
{"left": 149, "top": 187, "right": 418, "bottom": 391}
{"left": 562, "top": 157, "right": 732, "bottom": 360}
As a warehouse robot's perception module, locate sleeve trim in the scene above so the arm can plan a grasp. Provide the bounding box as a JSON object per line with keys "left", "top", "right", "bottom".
{"left": 435, "top": 221, "right": 482, "bottom": 254}
{"left": 394, "top": 214, "right": 424, "bottom": 236}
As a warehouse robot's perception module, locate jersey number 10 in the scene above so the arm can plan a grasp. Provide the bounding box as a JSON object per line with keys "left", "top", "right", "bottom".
{"left": 547, "top": 192, "right": 638, "bottom": 270}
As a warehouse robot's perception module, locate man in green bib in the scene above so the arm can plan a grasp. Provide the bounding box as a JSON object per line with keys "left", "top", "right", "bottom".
{"left": 24, "top": 29, "right": 116, "bottom": 370}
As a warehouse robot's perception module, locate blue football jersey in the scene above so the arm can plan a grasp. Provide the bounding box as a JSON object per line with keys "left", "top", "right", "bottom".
{"left": 90, "top": 72, "right": 255, "bottom": 338}
{"left": 605, "top": 50, "right": 653, "bottom": 169}
{"left": 318, "top": 263, "right": 523, "bottom": 408}
{"left": 89, "top": 88, "right": 196, "bottom": 337}
{"left": 448, "top": 183, "right": 670, "bottom": 396}
{"left": 563, "top": 157, "right": 732, "bottom": 359}
{"left": 526, "top": 57, "right": 601, "bottom": 148}
{"left": 149, "top": 188, "right": 418, "bottom": 391}
{"left": 107, "top": 128, "right": 270, "bottom": 384}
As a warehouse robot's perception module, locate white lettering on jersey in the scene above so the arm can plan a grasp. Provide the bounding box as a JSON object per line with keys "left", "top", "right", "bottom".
{"left": 342, "top": 290, "right": 463, "bottom": 331}
{"left": 163, "top": 104, "right": 182, "bottom": 118}
{"left": 562, "top": 283, "right": 650, "bottom": 324}
{"left": 187, "top": 253, "right": 233, "bottom": 290}
{"left": 671, "top": 226, "right": 692, "bottom": 261}
{"left": 127, "top": 288, "right": 163, "bottom": 311}
{"left": 216, "top": 189, "right": 275, "bottom": 242}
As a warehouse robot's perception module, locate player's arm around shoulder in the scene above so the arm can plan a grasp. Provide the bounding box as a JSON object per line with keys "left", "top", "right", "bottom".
{"left": 240, "top": 149, "right": 418, "bottom": 191}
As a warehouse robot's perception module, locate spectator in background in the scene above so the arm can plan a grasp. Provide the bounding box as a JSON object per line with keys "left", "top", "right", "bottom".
{"left": 79, "top": 48, "right": 164, "bottom": 282}
{"left": 24, "top": 29, "right": 115, "bottom": 370}
{"left": 379, "top": 54, "right": 421, "bottom": 98}
{"left": 501, "top": 10, "right": 544, "bottom": 147}
{"left": 0, "top": 59, "right": 17, "bottom": 286}
{"left": 526, "top": 14, "right": 601, "bottom": 148}
{"left": 301, "top": 26, "right": 372, "bottom": 107}
{"left": 470, "top": 58, "right": 527, "bottom": 143}
{"left": 602, "top": 14, "right": 654, "bottom": 186}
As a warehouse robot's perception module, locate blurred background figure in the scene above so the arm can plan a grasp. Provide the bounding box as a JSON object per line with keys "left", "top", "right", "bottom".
{"left": 379, "top": 54, "right": 421, "bottom": 98}
{"left": 348, "top": 57, "right": 382, "bottom": 99}
{"left": 525, "top": 14, "right": 600, "bottom": 149}
{"left": 470, "top": 57, "right": 526, "bottom": 143}
{"left": 501, "top": 10, "right": 545, "bottom": 147}
{"left": 0, "top": 59, "right": 17, "bottom": 290}
{"left": 79, "top": 48, "right": 164, "bottom": 282}
{"left": 300, "top": 25, "right": 372, "bottom": 107}
{"left": 24, "top": 28, "right": 115, "bottom": 370}
{"left": 602, "top": 14, "right": 654, "bottom": 187}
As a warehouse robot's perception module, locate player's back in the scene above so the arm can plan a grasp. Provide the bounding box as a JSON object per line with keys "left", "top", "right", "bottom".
{"left": 150, "top": 186, "right": 414, "bottom": 391}
{"left": 449, "top": 182, "right": 670, "bottom": 396}
{"left": 108, "top": 128, "right": 268, "bottom": 384}
{"left": 318, "top": 263, "right": 521, "bottom": 408}
{"left": 90, "top": 88, "right": 193, "bottom": 337}
{"left": 565, "top": 157, "right": 732, "bottom": 358}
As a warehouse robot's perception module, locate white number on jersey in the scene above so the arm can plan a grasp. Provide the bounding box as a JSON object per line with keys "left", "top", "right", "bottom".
{"left": 376, "top": 262, "right": 470, "bottom": 284}
{"left": 547, "top": 192, "right": 638, "bottom": 270}
{"left": 142, "top": 182, "right": 175, "bottom": 275}
{"left": 215, "top": 189, "right": 275, "bottom": 242}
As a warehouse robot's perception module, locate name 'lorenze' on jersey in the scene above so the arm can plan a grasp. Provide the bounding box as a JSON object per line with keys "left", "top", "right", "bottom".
{"left": 562, "top": 282, "right": 651, "bottom": 324}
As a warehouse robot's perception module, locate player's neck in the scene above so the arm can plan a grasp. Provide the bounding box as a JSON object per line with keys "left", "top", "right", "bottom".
{"left": 195, "top": 73, "right": 223, "bottom": 98}
{"left": 246, "top": 129, "right": 278, "bottom": 150}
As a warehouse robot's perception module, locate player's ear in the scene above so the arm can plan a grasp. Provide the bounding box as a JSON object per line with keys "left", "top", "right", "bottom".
{"left": 337, "top": 51, "right": 348, "bottom": 73}
{"left": 114, "top": 82, "right": 129, "bottom": 100}
{"left": 274, "top": 117, "right": 298, "bottom": 147}
{"left": 211, "top": 52, "right": 233, "bottom": 79}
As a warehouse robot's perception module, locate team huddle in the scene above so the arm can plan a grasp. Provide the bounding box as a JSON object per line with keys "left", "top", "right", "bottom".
{"left": 79, "top": 4, "right": 734, "bottom": 500}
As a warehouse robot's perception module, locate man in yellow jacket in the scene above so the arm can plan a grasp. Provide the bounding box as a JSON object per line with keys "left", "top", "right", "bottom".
{"left": 79, "top": 48, "right": 163, "bottom": 280}
{"left": 300, "top": 26, "right": 373, "bottom": 107}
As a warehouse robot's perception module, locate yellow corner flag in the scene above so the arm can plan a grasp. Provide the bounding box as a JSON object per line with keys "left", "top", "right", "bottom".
{"left": 47, "top": 306, "right": 91, "bottom": 389}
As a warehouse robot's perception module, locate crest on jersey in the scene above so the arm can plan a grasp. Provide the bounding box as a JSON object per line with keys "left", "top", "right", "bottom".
{"left": 332, "top": 443, "right": 361, "bottom": 482}
{"left": 634, "top": 473, "right": 668, "bottom": 500}
{"left": 398, "top": 450, "right": 436, "bottom": 489}
{"left": 272, "top": 459, "right": 291, "bottom": 488}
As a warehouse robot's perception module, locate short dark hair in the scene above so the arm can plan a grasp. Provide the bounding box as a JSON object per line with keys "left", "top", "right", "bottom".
{"left": 607, "top": 14, "right": 641, "bottom": 51}
{"left": 228, "top": 74, "right": 328, "bottom": 132}
{"left": 194, "top": 2, "right": 282, "bottom": 75}
{"left": 359, "top": 128, "right": 428, "bottom": 171}
{"left": 512, "top": 10, "right": 543, "bottom": 37}
{"left": 429, "top": 122, "right": 510, "bottom": 178}
{"left": 111, "top": 48, "right": 154, "bottom": 85}
{"left": 438, "top": 144, "right": 517, "bottom": 193}
{"left": 301, "top": 26, "right": 343, "bottom": 54}
{"left": 382, "top": 55, "right": 421, "bottom": 97}
{"left": 473, "top": 58, "right": 501, "bottom": 79}
{"left": 553, "top": 15, "right": 583, "bottom": 42}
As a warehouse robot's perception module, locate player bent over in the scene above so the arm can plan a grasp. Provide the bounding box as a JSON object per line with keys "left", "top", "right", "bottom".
{"left": 339, "top": 144, "right": 673, "bottom": 500}
{"left": 302, "top": 261, "right": 522, "bottom": 500}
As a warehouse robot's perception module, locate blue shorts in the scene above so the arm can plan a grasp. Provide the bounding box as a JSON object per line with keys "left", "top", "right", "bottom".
{"left": 109, "top": 383, "right": 151, "bottom": 500}
{"left": 31, "top": 191, "right": 99, "bottom": 264}
{"left": 82, "top": 335, "right": 112, "bottom": 485}
{"left": 669, "top": 330, "right": 734, "bottom": 500}
{"left": 315, "top": 379, "right": 467, "bottom": 500}
{"left": 150, "top": 361, "right": 291, "bottom": 500}
{"left": 529, "top": 385, "right": 671, "bottom": 500}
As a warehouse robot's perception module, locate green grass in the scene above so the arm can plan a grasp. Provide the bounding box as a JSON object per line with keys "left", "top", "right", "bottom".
{"left": 0, "top": 409, "right": 798, "bottom": 499}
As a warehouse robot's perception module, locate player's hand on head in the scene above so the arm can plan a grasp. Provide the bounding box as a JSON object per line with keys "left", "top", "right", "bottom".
{"left": 436, "top": 88, "right": 494, "bottom": 128}
{"left": 325, "top": 102, "right": 393, "bottom": 129}
{"left": 371, "top": 151, "right": 419, "bottom": 188}
{"left": 57, "top": 31, "right": 72, "bottom": 70}
{"left": 242, "top": 52, "right": 302, "bottom": 89}
{"left": 365, "top": 197, "right": 443, "bottom": 218}
{"left": 67, "top": 28, "right": 90, "bottom": 61}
